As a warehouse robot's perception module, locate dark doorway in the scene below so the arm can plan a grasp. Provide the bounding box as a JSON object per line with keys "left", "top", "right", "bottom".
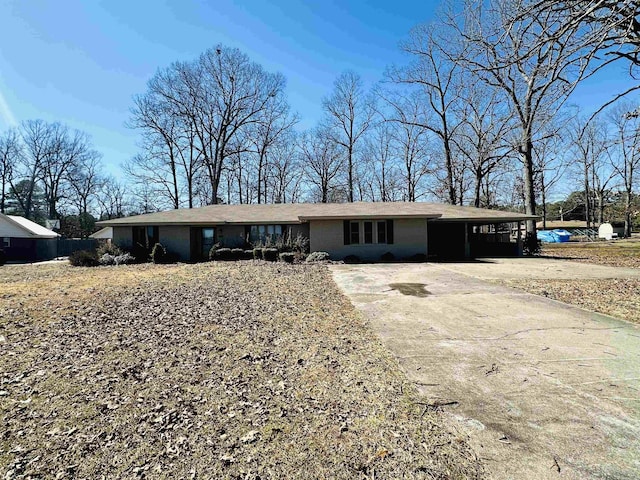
{"left": 428, "top": 222, "right": 466, "bottom": 260}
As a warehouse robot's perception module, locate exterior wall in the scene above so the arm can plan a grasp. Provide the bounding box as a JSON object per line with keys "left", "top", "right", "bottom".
{"left": 112, "top": 226, "right": 133, "bottom": 250}
{"left": 158, "top": 226, "right": 191, "bottom": 261}
{"left": 310, "top": 218, "right": 427, "bottom": 261}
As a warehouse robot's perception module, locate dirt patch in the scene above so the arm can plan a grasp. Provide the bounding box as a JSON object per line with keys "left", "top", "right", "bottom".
{"left": 0, "top": 262, "right": 483, "bottom": 479}
{"left": 389, "top": 283, "right": 431, "bottom": 297}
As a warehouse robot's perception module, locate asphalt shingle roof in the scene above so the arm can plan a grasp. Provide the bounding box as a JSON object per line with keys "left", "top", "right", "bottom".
{"left": 97, "top": 202, "right": 538, "bottom": 227}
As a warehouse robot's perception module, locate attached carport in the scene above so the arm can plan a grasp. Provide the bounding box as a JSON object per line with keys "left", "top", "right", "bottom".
{"left": 427, "top": 211, "right": 537, "bottom": 260}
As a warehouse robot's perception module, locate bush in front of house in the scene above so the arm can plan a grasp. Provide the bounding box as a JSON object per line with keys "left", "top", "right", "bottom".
{"left": 263, "top": 248, "right": 278, "bottom": 262}
{"left": 253, "top": 248, "right": 263, "bottom": 260}
{"left": 231, "top": 248, "right": 245, "bottom": 260}
{"left": 406, "top": 253, "right": 427, "bottom": 263}
{"left": 69, "top": 250, "right": 99, "bottom": 267}
{"left": 151, "top": 243, "right": 167, "bottom": 264}
{"left": 99, "top": 253, "right": 115, "bottom": 266}
{"left": 0, "top": 248, "right": 6, "bottom": 266}
{"left": 243, "top": 249, "right": 254, "bottom": 260}
{"left": 214, "top": 248, "right": 232, "bottom": 261}
{"left": 97, "top": 242, "right": 122, "bottom": 257}
{"left": 279, "top": 252, "right": 296, "bottom": 263}
{"left": 114, "top": 253, "right": 135, "bottom": 265}
{"left": 380, "top": 252, "right": 395, "bottom": 263}
{"left": 305, "top": 251, "right": 330, "bottom": 263}
{"left": 343, "top": 254, "right": 361, "bottom": 264}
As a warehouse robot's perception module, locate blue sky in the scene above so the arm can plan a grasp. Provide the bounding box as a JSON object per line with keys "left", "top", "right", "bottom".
{"left": 0, "top": 0, "right": 635, "bottom": 179}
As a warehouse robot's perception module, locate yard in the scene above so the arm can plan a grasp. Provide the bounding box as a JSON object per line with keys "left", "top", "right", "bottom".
{"left": 499, "top": 238, "right": 640, "bottom": 323}
{"left": 0, "top": 262, "right": 483, "bottom": 479}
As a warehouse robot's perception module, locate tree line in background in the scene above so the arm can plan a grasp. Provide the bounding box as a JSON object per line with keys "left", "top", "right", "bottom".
{"left": 1, "top": 0, "right": 639, "bottom": 237}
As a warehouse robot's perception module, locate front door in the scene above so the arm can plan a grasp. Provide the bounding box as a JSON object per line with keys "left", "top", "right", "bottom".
{"left": 190, "top": 227, "right": 217, "bottom": 262}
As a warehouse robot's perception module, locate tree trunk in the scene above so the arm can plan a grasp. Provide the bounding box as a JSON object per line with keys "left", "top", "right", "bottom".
{"left": 521, "top": 139, "right": 537, "bottom": 234}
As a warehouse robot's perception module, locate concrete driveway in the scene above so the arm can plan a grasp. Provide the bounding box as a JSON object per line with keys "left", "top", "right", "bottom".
{"left": 330, "top": 259, "right": 640, "bottom": 479}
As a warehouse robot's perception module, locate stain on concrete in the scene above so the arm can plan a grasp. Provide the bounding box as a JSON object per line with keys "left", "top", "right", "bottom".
{"left": 389, "top": 283, "right": 431, "bottom": 297}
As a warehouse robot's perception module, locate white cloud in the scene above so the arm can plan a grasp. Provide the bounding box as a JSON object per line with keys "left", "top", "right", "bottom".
{"left": 0, "top": 90, "right": 17, "bottom": 127}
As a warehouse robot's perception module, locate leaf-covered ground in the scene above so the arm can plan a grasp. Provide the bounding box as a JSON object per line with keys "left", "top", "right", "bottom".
{"left": 0, "top": 262, "right": 483, "bottom": 479}
{"left": 500, "top": 239, "right": 640, "bottom": 324}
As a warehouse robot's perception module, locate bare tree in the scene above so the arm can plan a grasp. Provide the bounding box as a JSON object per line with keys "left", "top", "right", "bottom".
{"left": 362, "top": 122, "right": 400, "bottom": 201}
{"left": 268, "top": 135, "right": 304, "bottom": 203}
{"left": 451, "top": 80, "right": 516, "bottom": 208}
{"left": 389, "top": 26, "right": 463, "bottom": 204}
{"left": 97, "top": 177, "right": 129, "bottom": 220}
{"left": 569, "top": 116, "right": 615, "bottom": 226}
{"left": 609, "top": 101, "right": 640, "bottom": 235}
{"left": 446, "top": 0, "right": 603, "bottom": 232}
{"left": 0, "top": 129, "right": 21, "bottom": 214}
{"left": 299, "top": 129, "right": 344, "bottom": 203}
{"left": 68, "top": 152, "right": 104, "bottom": 219}
{"left": 322, "top": 71, "right": 374, "bottom": 203}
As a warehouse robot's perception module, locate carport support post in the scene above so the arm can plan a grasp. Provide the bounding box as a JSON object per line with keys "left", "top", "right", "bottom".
{"left": 516, "top": 221, "right": 523, "bottom": 256}
{"left": 464, "top": 222, "right": 471, "bottom": 259}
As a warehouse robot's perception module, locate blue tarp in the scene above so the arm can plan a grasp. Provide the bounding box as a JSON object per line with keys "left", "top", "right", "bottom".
{"left": 537, "top": 229, "right": 572, "bottom": 243}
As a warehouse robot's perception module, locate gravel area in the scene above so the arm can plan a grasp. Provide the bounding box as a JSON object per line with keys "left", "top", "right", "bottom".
{"left": 0, "top": 262, "right": 483, "bottom": 479}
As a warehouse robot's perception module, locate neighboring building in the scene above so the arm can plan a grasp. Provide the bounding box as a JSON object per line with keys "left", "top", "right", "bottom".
{"left": 89, "top": 227, "right": 113, "bottom": 242}
{"left": 0, "top": 213, "right": 60, "bottom": 262}
{"left": 96, "top": 202, "right": 538, "bottom": 262}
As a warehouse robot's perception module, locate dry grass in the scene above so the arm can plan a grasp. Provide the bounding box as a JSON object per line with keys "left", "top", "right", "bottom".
{"left": 501, "top": 238, "right": 640, "bottom": 323}
{"left": 0, "top": 262, "right": 483, "bottom": 479}
{"left": 540, "top": 237, "right": 640, "bottom": 269}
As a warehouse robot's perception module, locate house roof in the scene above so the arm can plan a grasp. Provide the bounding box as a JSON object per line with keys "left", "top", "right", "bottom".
{"left": 0, "top": 213, "right": 59, "bottom": 238}
{"left": 96, "top": 202, "right": 539, "bottom": 227}
{"left": 89, "top": 226, "right": 113, "bottom": 239}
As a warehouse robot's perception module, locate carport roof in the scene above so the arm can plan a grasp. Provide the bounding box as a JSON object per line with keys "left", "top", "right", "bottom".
{"left": 97, "top": 202, "right": 538, "bottom": 227}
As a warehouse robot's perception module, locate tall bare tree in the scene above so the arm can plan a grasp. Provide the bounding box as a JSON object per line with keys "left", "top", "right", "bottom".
{"left": 610, "top": 102, "right": 640, "bottom": 235}
{"left": 0, "top": 129, "right": 20, "bottom": 214}
{"left": 322, "top": 71, "right": 374, "bottom": 203}
{"left": 446, "top": 0, "right": 603, "bottom": 232}
{"left": 300, "top": 129, "right": 344, "bottom": 203}
{"left": 389, "top": 26, "right": 463, "bottom": 204}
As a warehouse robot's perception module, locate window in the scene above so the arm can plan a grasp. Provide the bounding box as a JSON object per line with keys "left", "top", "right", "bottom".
{"left": 364, "top": 221, "right": 373, "bottom": 244}
{"left": 202, "top": 228, "right": 215, "bottom": 258}
{"left": 344, "top": 220, "right": 393, "bottom": 245}
{"left": 377, "top": 221, "right": 387, "bottom": 244}
{"left": 133, "top": 226, "right": 159, "bottom": 250}
{"left": 2, "top": 237, "right": 9, "bottom": 248}
{"left": 248, "top": 224, "right": 283, "bottom": 243}
{"left": 350, "top": 221, "right": 360, "bottom": 244}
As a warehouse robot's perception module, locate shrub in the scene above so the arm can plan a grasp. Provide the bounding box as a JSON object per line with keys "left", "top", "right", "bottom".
{"left": 406, "top": 253, "right": 427, "bottom": 263}
{"left": 231, "top": 248, "right": 245, "bottom": 260}
{"left": 99, "top": 253, "right": 115, "bottom": 266}
{"left": 69, "top": 250, "right": 99, "bottom": 267}
{"left": 0, "top": 248, "right": 5, "bottom": 267}
{"left": 114, "top": 253, "right": 135, "bottom": 265}
{"left": 274, "top": 231, "right": 310, "bottom": 254}
{"left": 244, "top": 249, "right": 254, "bottom": 260}
{"left": 305, "top": 251, "right": 330, "bottom": 263}
{"left": 343, "top": 254, "right": 361, "bottom": 264}
{"left": 279, "top": 252, "right": 296, "bottom": 263}
{"left": 263, "top": 248, "right": 279, "bottom": 262}
{"left": 253, "top": 248, "right": 263, "bottom": 260}
{"left": 151, "top": 243, "right": 167, "bottom": 264}
{"left": 380, "top": 252, "right": 395, "bottom": 263}
{"left": 523, "top": 232, "right": 541, "bottom": 256}
{"left": 214, "top": 248, "right": 232, "bottom": 261}
{"left": 97, "top": 242, "right": 122, "bottom": 257}
{"left": 208, "top": 244, "right": 219, "bottom": 261}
